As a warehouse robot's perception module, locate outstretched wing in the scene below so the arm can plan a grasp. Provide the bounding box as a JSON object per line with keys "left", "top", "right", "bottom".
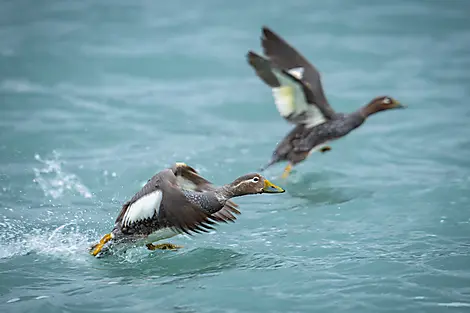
{"left": 171, "top": 163, "right": 241, "bottom": 223}
{"left": 115, "top": 169, "right": 218, "bottom": 235}
{"left": 261, "top": 26, "right": 336, "bottom": 122}
{"left": 247, "top": 51, "right": 327, "bottom": 128}
{"left": 158, "top": 175, "right": 218, "bottom": 235}
{"left": 114, "top": 172, "right": 163, "bottom": 227}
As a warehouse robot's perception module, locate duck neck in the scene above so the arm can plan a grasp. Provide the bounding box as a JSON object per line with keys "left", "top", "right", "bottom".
{"left": 339, "top": 110, "right": 366, "bottom": 133}
{"left": 359, "top": 103, "right": 380, "bottom": 118}
{"left": 214, "top": 185, "right": 237, "bottom": 204}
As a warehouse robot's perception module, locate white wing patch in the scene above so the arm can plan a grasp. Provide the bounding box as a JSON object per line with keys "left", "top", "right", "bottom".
{"left": 271, "top": 68, "right": 326, "bottom": 128}
{"left": 175, "top": 176, "right": 198, "bottom": 191}
{"left": 121, "top": 190, "right": 163, "bottom": 227}
{"left": 304, "top": 106, "right": 327, "bottom": 128}
{"left": 288, "top": 67, "right": 304, "bottom": 79}
{"left": 271, "top": 85, "right": 296, "bottom": 117}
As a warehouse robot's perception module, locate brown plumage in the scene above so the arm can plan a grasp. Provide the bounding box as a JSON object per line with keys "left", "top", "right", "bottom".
{"left": 90, "top": 162, "right": 285, "bottom": 257}
{"left": 247, "top": 26, "right": 406, "bottom": 178}
{"left": 170, "top": 163, "right": 241, "bottom": 223}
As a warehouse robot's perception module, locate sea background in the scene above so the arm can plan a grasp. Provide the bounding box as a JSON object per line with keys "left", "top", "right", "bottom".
{"left": 1, "top": 0, "right": 470, "bottom": 312}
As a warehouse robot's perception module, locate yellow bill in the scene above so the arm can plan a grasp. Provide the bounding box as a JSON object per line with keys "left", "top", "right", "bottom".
{"left": 262, "top": 179, "right": 285, "bottom": 193}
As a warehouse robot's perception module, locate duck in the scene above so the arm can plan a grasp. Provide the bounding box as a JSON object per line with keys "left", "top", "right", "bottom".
{"left": 246, "top": 26, "right": 406, "bottom": 178}
{"left": 90, "top": 162, "right": 285, "bottom": 257}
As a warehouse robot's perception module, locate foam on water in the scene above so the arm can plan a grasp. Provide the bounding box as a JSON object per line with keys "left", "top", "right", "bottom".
{"left": 33, "top": 151, "right": 92, "bottom": 199}
{"left": 0, "top": 218, "right": 96, "bottom": 263}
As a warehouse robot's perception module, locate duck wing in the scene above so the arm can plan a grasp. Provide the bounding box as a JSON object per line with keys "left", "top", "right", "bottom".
{"left": 170, "top": 163, "right": 240, "bottom": 223}
{"left": 259, "top": 26, "right": 336, "bottom": 126}
{"left": 115, "top": 169, "right": 218, "bottom": 235}
{"left": 247, "top": 51, "right": 326, "bottom": 128}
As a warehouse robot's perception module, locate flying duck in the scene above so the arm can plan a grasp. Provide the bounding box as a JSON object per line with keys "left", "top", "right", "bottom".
{"left": 90, "top": 162, "right": 285, "bottom": 257}
{"left": 246, "top": 26, "right": 406, "bottom": 178}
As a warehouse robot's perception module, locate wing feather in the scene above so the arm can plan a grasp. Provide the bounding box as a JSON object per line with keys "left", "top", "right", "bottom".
{"left": 115, "top": 169, "right": 221, "bottom": 235}
{"left": 261, "top": 26, "right": 336, "bottom": 120}
{"left": 171, "top": 163, "right": 241, "bottom": 223}
{"left": 247, "top": 51, "right": 327, "bottom": 128}
{"left": 121, "top": 190, "right": 162, "bottom": 227}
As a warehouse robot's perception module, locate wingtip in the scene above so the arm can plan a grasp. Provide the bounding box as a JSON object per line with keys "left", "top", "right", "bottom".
{"left": 246, "top": 50, "right": 262, "bottom": 65}
{"left": 261, "top": 26, "right": 285, "bottom": 49}
{"left": 259, "top": 157, "right": 279, "bottom": 172}
{"left": 250, "top": 51, "right": 272, "bottom": 68}
{"left": 173, "top": 162, "right": 198, "bottom": 174}
{"left": 246, "top": 50, "right": 256, "bottom": 60}
{"left": 258, "top": 163, "right": 270, "bottom": 172}
{"left": 261, "top": 26, "right": 276, "bottom": 38}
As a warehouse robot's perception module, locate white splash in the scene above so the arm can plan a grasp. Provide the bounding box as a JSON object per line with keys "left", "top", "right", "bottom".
{"left": 0, "top": 220, "right": 96, "bottom": 262}
{"left": 33, "top": 151, "right": 92, "bottom": 199}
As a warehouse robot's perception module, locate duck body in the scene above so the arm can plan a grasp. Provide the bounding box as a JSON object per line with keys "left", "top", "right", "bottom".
{"left": 266, "top": 111, "right": 366, "bottom": 168}
{"left": 113, "top": 186, "right": 226, "bottom": 238}
{"left": 181, "top": 189, "right": 227, "bottom": 214}
{"left": 247, "top": 26, "right": 406, "bottom": 177}
{"left": 90, "top": 163, "right": 285, "bottom": 257}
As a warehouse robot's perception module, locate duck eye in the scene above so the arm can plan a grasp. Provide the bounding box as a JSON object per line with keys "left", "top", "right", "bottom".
{"left": 252, "top": 177, "right": 259, "bottom": 183}
{"left": 383, "top": 98, "right": 391, "bottom": 105}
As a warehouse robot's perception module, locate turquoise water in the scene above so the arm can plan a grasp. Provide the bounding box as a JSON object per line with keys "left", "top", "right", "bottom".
{"left": 1, "top": 0, "right": 470, "bottom": 312}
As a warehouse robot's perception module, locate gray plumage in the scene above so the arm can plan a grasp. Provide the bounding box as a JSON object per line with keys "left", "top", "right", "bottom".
{"left": 182, "top": 190, "right": 224, "bottom": 215}
{"left": 90, "top": 163, "right": 285, "bottom": 256}
{"left": 91, "top": 167, "right": 236, "bottom": 256}
{"left": 264, "top": 112, "right": 365, "bottom": 168}
{"left": 171, "top": 163, "right": 241, "bottom": 223}
{"left": 112, "top": 166, "right": 239, "bottom": 240}
{"left": 247, "top": 26, "right": 405, "bottom": 171}
{"left": 259, "top": 28, "right": 336, "bottom": 121}
{"left": 112, "top": 168, "right": 219, "bottom": 240}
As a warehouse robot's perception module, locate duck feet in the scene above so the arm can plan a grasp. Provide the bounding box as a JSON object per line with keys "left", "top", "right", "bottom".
{"left": 146, "top": 243, "right": 183, "bottom": 251}
{"left": 90, "top": 233, "right": 113, "bottom": 256}
{"left": 281, "top": 163, "right": 293, "bottom": 179}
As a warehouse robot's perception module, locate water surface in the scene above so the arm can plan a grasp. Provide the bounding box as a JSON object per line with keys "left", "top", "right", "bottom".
{"left": 1, "top": 0, "right": 470, "bottom": 312}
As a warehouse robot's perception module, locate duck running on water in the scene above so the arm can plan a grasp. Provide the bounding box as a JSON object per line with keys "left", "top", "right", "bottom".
{"left": 247, "top": 26, "right": 406, "bottom": 179}
{"left": 90, "top": 162, "right": 285, "bottom": 257}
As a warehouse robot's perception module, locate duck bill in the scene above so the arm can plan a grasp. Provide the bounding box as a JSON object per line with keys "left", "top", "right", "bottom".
{"left": 393, "top": 100, "right": 407, "bottom": 109}
{"left": 262, "top": 179, "right": 285, "bottom": 193}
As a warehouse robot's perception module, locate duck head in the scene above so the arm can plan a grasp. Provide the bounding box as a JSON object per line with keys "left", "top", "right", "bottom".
{"left": 227, "top": 173, "right": 285, "bottom": 196}
{"left": 361, "top": 96, "right": 406, "bottom": 117}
